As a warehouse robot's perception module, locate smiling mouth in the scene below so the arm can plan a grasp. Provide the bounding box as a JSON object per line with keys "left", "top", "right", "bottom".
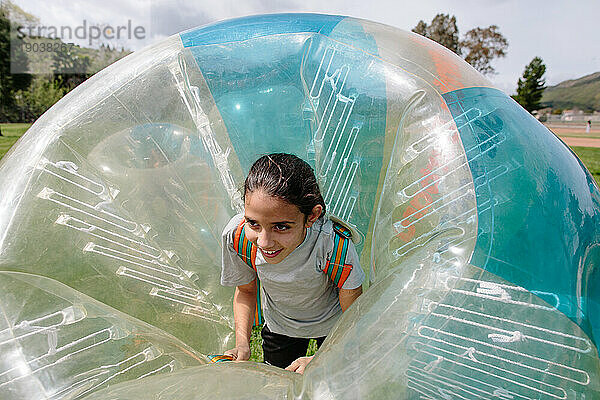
{"left": 260, "top": 248, "right": 283, "bottom": 258}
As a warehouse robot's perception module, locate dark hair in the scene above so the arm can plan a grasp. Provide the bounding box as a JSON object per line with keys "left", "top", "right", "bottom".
{"left": 243, "top": 153, "right": 326, "bottom": 218}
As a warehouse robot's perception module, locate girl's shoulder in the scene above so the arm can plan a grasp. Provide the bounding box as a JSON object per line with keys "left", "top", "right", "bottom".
{"left": 312, "top": 216, "right": 361, "bottom": 255}
{"left": 323, "top": 215, "right": 362, "bottom": 245}
{"left": 312, "top": 217, "right": 335, "bottom": 239}
{"left": 314, "top": 217, "right": 362, "bottom": 275}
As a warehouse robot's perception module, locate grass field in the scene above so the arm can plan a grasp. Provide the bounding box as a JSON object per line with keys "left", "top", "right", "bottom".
{"left": 571, "top": 146, "right": 600, "bottom": 185}
{"left": 0, "top": 123, "right": 31, "bottom": 160}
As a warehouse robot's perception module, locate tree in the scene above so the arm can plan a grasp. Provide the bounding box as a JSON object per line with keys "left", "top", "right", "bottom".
{"left": 461, "top": 26, "right": 508, "bottom": 75}
{"left": 412, "top": 20, "right": 427, "bottom": 37}
{"left": 412, "top": 14, "right": 460, "bottom": 55}
{"left": 0, "top": 5, "right": 15, "bottom": 121}
{"left": 0, "top": 2, "right": 32, "bottom": 122}
{"left": 15, "top": 75, "right": 65, "bottom": 121}
{"left": 52, "top": 44, "right": 91, "bottom": 89}
{"left": 412, "top": 14, "right": 508, "bottom": 75}
{"left": 514, "top": 57, "right": 546, "bottom": 113}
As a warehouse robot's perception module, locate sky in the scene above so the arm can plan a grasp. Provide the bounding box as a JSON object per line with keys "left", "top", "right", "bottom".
{"left": 10, "top": 0, "right": 600, "bottom": 95}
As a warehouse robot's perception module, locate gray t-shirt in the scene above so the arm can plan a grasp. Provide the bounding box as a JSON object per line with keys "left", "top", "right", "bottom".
{"left": 221, "top": 213, "right": 364, "bottom": 338}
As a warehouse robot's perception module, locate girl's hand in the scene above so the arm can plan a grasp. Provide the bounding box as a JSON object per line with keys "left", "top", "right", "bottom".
{"left": 285, "top": 355, "right": 314, "bottom": 374}
{"left": 224, "top": 344, "right": 251, "bottom": 361}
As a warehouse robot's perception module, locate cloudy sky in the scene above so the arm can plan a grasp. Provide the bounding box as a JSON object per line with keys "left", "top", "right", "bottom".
{"left": 12, "top": 0, "right": 600, "bottom": 95}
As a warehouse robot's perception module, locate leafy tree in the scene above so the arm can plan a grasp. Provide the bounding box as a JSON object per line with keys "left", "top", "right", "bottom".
{"left": 412, "top": 14, "right": 460, "bottom": 55}
{"left": 514, "top": 57, "right": 546, "bottom": 113}
{"left": 412, "top": 20, "right": 427, "bottom": 37}
{"left": 412, "top": 14, "right": 508, "bottom": 75}
{"left": 461, "top": 26, "right": 508, "bottom": 75}
{"left": 0, "top": 2, "right": 32, "bottom": 122}
{"left": 52, "top": 45, "right": 91, "bottom": 89}
{"left": 15, "top": 75, "right": 65, "bottom": 121}
{"left": 0, "top": 5, "right": 15, "bottom": 121}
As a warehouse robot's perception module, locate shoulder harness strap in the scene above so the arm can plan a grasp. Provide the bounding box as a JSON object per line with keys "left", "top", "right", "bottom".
{"left": 207, "top": 354, "right": 235, "bottom": 363}
{"left": 324, "top": 222, "right": 354, "bottom": 289}
{"left": 233, "top": 220, "right": 263, "bottom": 326}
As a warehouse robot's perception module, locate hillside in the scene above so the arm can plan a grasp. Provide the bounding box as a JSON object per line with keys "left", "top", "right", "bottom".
{"left": 541, "top": 72, "right": 600, "bottom": 111}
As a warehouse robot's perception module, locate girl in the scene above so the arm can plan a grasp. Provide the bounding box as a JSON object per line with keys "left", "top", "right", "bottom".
{"left": 221, "top": 153, "right": 364, "bottom": 373}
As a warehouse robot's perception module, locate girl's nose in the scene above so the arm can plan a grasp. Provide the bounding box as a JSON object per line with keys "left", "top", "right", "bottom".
{"left": 257, "top": 230, "right": 273, "bottom": 248}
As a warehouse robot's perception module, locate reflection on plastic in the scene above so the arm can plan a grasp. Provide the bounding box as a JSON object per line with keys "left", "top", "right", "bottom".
{"left": 0, "top": 13, "right": 598, "bottom": 399}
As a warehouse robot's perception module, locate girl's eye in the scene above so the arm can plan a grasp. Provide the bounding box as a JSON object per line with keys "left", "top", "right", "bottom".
{"left": 246, "top": 220, "right": 259, "bottom": 229}
{"left": 274, "top": 224, "right": 290, "bottom": 231}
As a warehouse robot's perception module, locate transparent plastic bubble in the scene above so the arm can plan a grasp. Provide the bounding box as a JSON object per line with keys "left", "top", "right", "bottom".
{"left": 0, "top": 13, "right": 599, "bottom": 399}
{"left": 0, "top": 272, "right": 206, "bottom": 399}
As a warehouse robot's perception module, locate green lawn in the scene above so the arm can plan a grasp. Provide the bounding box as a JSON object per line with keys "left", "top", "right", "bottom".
{"left": 0, "top": 123, "right": 31, "bottom": 160}
{"left": 571, "top": 146, "right": 600, "bottom": 186}
{"left": 0, "top": 123, "right": 30, "bottom": 136}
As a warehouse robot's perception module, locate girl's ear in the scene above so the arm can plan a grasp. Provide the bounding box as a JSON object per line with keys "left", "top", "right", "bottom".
{"left": 305, "top": 204, "right": 323, "bottom": 227}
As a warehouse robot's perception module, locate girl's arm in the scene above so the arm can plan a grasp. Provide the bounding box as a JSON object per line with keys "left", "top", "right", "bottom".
{"left": 224, "top": 279, "right": 257, "bottom": 361}
{"left": 339, "top": 285, "right": 363, "bottom": 312}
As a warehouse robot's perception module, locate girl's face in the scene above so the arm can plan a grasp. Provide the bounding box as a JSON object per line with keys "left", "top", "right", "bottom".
{"left": 244, "top": 189, "right": 322, "bottom": 264}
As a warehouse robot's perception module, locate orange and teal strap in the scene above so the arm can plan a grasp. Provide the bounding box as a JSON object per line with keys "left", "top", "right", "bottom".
{"left": 253, "top": 280, "right": 264, "bottom": 326}
{"left": 324, "top": 222, "right": 353, "bottom": 288}
{"left": 233, "top": 221, "right": 257, "bottom": 268}
{"left": 233, "top": 220, "right": 264, "bottom": 326}
{"left": 207, "top": 354, "right": 235, "bottom": 363}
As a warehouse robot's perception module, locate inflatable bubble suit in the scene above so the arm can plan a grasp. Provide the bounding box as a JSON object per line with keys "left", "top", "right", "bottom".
{"left": 0, "top": 13, "right": 599, "bottom": 399}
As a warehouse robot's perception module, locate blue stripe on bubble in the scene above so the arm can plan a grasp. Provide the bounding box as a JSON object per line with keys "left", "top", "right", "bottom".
{"left": 180, "top": 13, "right": 344, "bottom": 47}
